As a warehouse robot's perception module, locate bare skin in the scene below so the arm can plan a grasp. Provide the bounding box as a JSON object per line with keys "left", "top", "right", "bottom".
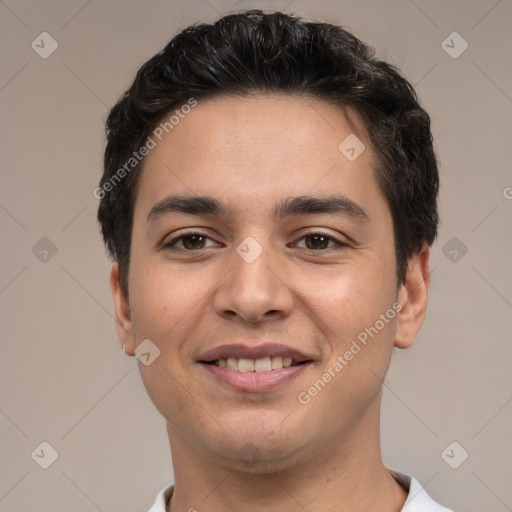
{"left": 110, "top": 95, "right": 431, "bottom": 511}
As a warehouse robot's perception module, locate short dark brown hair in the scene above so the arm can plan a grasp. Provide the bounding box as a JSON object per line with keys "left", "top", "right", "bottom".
{"left": 97, "top": 9, "right": 439, "bottom": 298}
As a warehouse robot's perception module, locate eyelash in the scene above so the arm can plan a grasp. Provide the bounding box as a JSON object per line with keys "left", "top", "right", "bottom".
{"left": 162, "top": 230, "right": 349, "bottom": 252}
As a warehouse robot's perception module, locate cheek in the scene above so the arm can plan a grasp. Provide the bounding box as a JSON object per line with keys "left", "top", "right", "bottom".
{"left": 310, "top": 263, "right": 396, "bottom": 335}
{"left": 129, "top": 261, "right": 204, "bottom": 340}
{"left": 300, "top": 275, "right": 397, "bottom": 429}
{"left": 127, "top": 264, "right": 204, "bottom": 424}
{"left": 306, "top": 263, "right": 398, "bottom": 393}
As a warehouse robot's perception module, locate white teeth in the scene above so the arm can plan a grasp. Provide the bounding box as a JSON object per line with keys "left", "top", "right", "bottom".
{"left": 271, "top": 356, "right": 283, "bottom": 369}
{"left": 254, "top": 356, "right": 272, "bottom": 372}
{"left": 238, "top": 358, "right": 255, "bottom": 372}
{"left": 215, "top": 356, "right": 298, "bottom": 372}
{"left": 227, "top": 357, "right": 238, "bottom": 370}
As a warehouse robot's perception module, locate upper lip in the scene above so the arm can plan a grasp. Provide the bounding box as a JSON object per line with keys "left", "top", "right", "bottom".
{"left": 198, "top": 343, "right": 313, "bottom": 363}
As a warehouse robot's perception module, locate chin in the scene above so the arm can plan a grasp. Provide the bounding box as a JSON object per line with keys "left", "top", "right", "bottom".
{"left": 204, "top": 425, "right": 313, "bottom": 474}
{"left": 216, "top": 441, "right": 309, "bottom": 475}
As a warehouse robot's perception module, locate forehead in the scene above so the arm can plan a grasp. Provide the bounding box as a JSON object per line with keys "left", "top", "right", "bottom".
{"left": 133, "top": 94, "right": 383, "bottom": 221}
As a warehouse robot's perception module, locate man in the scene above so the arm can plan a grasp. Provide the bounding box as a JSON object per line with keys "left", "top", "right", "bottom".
{"left": 96, "top": 10, "right": 452, "bottom": 511}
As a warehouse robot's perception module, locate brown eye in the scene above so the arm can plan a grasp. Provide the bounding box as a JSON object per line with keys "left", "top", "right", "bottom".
{"left": 181, "top": 234, "right": 206, "bottom": 250}
{"left": 304, "top": 234, "right": 331, "bottom": 250}
{"left": 163, "top": 232, "right": 217, "bottom": 251}
{"left": 295, "top": 232, "right": 347, "bottom": 251}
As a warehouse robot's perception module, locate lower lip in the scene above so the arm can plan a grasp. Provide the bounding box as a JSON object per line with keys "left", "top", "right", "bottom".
{"left": 199, "top": 362, "right": 312, "bottom": 392}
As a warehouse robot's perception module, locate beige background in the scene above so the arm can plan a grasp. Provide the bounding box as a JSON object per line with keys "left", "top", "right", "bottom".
{"left": 1, "top": 0, "right": 511, "bottom": 511}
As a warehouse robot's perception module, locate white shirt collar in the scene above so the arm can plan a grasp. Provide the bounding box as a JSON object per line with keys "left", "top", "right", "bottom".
{"left": 389, "top": 471, "right": 453, "bottom": 511}
{"left": 147, "top": 472, "right": 453, "bottom": 511}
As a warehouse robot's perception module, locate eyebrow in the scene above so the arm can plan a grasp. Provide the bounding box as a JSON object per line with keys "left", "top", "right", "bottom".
{"left": 147, "top": 194, "right": 370, "bottom": 223}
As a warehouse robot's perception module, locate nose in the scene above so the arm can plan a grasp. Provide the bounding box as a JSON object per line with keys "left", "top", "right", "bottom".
{"left": 213, "top": 240, "right": 294, "bottom": 324}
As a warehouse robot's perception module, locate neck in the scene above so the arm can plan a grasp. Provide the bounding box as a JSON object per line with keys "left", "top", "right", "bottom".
{"left": 165, "top": 401, "right": 407, "bottom": 512}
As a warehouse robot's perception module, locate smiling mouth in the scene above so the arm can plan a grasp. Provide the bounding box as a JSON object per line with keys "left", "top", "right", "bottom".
{"left": 201, "top": 356, "right": 311, "bottom": 372}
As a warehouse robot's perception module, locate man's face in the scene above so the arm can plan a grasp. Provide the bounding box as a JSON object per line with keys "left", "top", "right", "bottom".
{"left": 117, "top": 95, "right": 407, "bottom": 470}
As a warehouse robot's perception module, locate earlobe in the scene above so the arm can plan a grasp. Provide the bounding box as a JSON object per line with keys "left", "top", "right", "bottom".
{"left": 110, "top": 262, "right": 135, "bottom": 356}
{"left": 394, "top": 244, "right": 432, "bottom": 350}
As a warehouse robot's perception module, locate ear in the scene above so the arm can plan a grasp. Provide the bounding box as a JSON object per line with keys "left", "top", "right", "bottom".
{"left": 394, "top": 243, "right": 432, "bottom": 349}
{"left": 110, "top": 262, "right": 135, "bottom": 356}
